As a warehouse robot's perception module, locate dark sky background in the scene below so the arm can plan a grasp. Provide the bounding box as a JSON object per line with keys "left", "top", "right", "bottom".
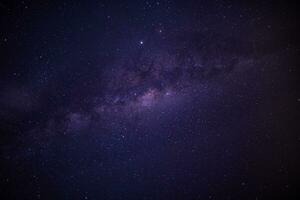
{"left": 0, "top": 0, "right": 299, "bottom": 199}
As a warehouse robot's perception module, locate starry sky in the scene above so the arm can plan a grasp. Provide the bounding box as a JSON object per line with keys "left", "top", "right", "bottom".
{"left": 0, "top": 0, "right": 299, "bottom": 199}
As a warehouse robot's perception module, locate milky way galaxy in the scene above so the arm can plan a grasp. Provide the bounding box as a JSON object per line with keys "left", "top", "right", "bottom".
{"left": 0, "top": 1, "right": 299, "bottom": 199}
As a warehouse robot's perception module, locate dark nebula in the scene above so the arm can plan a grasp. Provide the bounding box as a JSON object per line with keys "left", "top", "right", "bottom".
{"left": 0, "top": 0, "right": 299, "bottom": 199}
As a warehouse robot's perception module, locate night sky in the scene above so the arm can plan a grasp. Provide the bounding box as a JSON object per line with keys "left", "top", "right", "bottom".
{"left": 0, "top": 0, "right": 299, "bottom": 199}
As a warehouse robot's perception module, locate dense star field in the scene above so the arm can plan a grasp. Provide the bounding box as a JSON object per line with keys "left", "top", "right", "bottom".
{"left": 0, "top": 0, "right": 299, "bottom": 199}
